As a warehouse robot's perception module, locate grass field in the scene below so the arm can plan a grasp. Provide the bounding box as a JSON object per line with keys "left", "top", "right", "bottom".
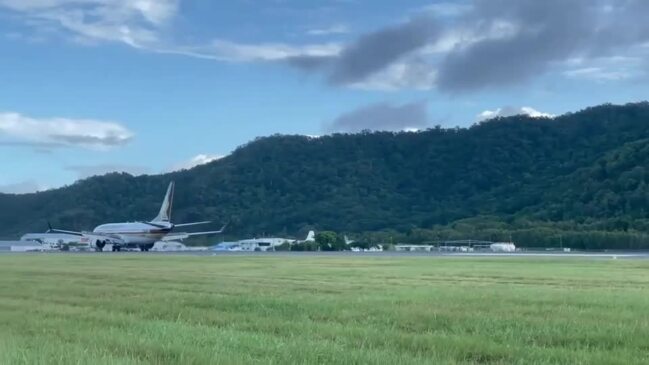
{"left": 0, "top": 254, "right": 648, "bottom": 364}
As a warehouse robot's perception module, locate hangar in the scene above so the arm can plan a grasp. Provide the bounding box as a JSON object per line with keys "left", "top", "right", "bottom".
{"left": 0, "top": 240, "right": 45, "bottom": 252}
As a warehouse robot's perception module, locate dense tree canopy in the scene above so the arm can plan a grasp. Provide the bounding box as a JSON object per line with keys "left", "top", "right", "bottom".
{"left": 2, "top": 102, "right": 649, "bottom": 249}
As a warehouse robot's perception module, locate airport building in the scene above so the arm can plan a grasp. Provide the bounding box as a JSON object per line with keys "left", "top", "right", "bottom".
{"left": 212, "top": 238, "right": 291, "bottom": 252}
{"left": 350, "top": 246, "right": 383, "bottom": 252}
{"left": 395, "top": 241, "right": 517, "bottom": 253}
{"left": 0, "top": 240, "right": 45, "bottom": 252}
{"left": 20, "top": 233, "right": 83, "bottom": 244}
{"left": 394, "top": 244, "right": 437, "bottom": 252}
{"left": 212, "top": 242, "right": 243, "bottom": 251}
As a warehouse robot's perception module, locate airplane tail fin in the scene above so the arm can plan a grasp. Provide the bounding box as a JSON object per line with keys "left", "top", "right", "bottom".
{"left": 304, "top": 230, "right": 315, "bottom": 242}
{"left": 152, "top": 182, "right": 174, "bottom": 222}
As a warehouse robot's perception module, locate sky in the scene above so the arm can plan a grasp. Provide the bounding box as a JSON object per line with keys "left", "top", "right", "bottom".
{"left": 1, "top": 0, "right": 649, "bottom": 193}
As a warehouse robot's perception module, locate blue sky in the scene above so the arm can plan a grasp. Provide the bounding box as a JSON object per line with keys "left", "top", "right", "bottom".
{"left": 1, "top": 0, "right": 648, "bottom": 193}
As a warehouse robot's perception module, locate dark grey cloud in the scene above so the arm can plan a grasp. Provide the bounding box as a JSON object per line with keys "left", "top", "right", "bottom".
{"left": 286, "top": 0, "right": 649, "bottom": 92}
{"left": 285, "top": 55, "right": 335, "bottom": 71}
{"left": 590, "top": 0, "right": 649, "bottom": 55}
{"left": 437, "top": 0, "right": 649, "bottom": 92}
{"left": 328, "top": 16, "right": 440, "bottom": 84}
{"left": 436, "top": 0, "right": 595, "bottom": 92}
{"left": 326, "top": 101, "right": 429, "bottom": 133}
{"left": 5, "top": 0, "right": 648, "bottom": 93}
{"left": 288, "top": 16, "right": 441, "bottom": 86}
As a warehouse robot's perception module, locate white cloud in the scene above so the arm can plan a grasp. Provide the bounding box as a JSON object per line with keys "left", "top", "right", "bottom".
{"left": 0, "top": 112, "right": 133, "bottom": 149}
{"left": 0, "top": 0, "right": 178, "bottom": 47}
{"left": 476, "top": 106, "right": 555, "bottom": 122}
{"left": 203, "top": 40, "right": 342, "bottom": 62}
{"left": 421, "top": 20, "right": 519, "bottom": 55}
{"left": 307, "top": 24, "right": 349, "bottom": 36}
{"left": 0, "top": 180, "right": 49, "bottom": 194}
{"left": 349, "top": 61, "right": 437, "bottom": 91}
{"left": 563, "top": 67, "right": 631, "bottom": 81}
{"left": 169, "top": 154, "right": 223, "bottom": 172}
{"left": 150, "top": 40, "right": 342, "bottom": 64}
{"left": 0, "top": 0, "right": 343, "bottom": 63}
{"left": 130, "top": 0, "right": 178, "bottom": 25}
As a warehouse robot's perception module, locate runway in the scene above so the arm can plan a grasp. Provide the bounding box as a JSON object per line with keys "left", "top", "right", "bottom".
{"left": 199, "top": 251, "right": 649, "bottom": 259}
{"left": 4, "top": 250, "right": 649, "bottom": 259}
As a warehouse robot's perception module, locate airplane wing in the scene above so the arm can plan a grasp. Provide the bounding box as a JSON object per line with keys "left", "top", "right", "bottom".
{"left": 174, "top": 221, "right": 212, "bottom": 228}
{"left": 47, "top": 228, "right": 84, "bottom": 236}
{"left": 47, "top": 224, "right": 125, "bottom": 244}
{"left": 46, "top": 222, "right": 87, "bottom": 236}
{"left": 162, "top": 224, "right": 228, "bottom": 241}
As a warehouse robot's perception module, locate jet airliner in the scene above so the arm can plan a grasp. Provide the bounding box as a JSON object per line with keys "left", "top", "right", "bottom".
{"left": 48, "top": 182, "right": 226, "bottom": 252}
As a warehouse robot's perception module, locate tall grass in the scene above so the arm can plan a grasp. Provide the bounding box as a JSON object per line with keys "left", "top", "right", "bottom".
{"left": 0, "top": 255, "right": 647, "bottom": 364}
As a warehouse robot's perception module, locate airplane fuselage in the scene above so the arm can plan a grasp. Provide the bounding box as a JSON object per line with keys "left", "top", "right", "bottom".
{"left": 93, "top": 222, "right": 172, "bottom": 245}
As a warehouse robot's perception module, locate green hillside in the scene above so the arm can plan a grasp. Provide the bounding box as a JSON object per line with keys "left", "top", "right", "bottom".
{"left": 3, "top": 102, "right": 649, "bottom": 248}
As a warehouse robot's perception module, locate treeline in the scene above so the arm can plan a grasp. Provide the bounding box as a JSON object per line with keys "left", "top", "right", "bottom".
{"left": 2, "top": 102, "right": 649, "bottom": 249}
{"left": 352, "top": 216, "right": 649, "bottom": 250}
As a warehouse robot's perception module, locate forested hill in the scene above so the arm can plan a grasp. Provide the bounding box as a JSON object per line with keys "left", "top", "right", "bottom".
{"left": 3, "top": 102, "right": 649, "bottom": 248}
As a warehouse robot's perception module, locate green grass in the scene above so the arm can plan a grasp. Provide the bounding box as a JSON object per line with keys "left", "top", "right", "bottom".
{"left": 0, "top": 254, "right": 648, "bottom": 364}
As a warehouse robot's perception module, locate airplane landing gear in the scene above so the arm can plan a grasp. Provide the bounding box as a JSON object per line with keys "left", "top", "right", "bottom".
{"left": 112, "top": 245, "right": 121, "bottom": 252}
{"left": 139, "top": 244, "right": 154, "bottom": 252}
{"left": 95, "top": 240, "right": 106, "bottom": 252}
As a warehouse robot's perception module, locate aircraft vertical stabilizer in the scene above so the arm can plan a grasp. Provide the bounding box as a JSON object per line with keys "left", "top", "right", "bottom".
{"left": 152, "top": 182, "right": 174, "bottom": 222}
{"left": 304, "top": 230, "right": 315, "bottom": 242}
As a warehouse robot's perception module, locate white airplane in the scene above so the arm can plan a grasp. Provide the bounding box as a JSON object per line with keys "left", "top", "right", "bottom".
{"left": 227, "top": 231, "right": 315, "bottom": 251}
{"left": 47, "top": 182, "right": 226, "bottom": 252}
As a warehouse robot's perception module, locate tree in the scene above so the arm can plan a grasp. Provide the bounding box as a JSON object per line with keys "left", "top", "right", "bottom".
{"left": 315, "top": 231, "right": 338, "bottom": 251}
